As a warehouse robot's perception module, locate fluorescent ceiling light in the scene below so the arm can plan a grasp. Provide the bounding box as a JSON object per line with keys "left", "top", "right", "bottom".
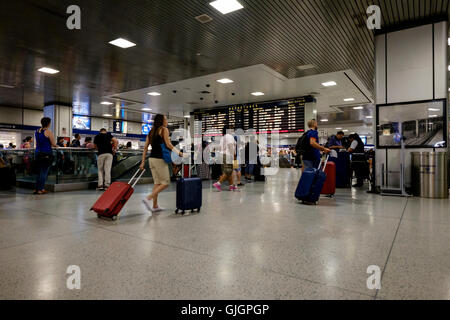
{"left": 336, "top": 128, "right": 342, "bottom": 130}
{"left": 296, "top": 64, "right": 316, "bottom": 71}
{"left": 448, "top": 65, "right": 450, "bottom": 71}
{"left": 353, "top": 106, "right": 364, "bottom": 110}
{"left": 366, "top": 116, "right": 373, "bottom": 119}
{"left": 429, "top": 115, "right": 439, "bottom": 118}
{"left": 103, "top": 114, "right": 113, "bottom": 117}
{"left": 38, "top": 67, "right": 59, "bottom": 74}
{"left": 142, "top": 108, "right": 152, "bottom": 111}
{"left": 448, "top": 38, "right": 450, "bottom": 46}
{"left": 428, "top": 108, "right": 440, "bottom": 112}
{"left": 217, "top": 78, "right": 234, "bottom": 84}
{"left": 343, "top": 130, "right": 349, "bottom": 132}
{"left": 0, "top": 84, "right": 14, "bottom": 89}
{"left": 313, "top": 110, "right": 317, "bottom": 114}
{"left": 321, "top": 81, "right": 337, "bottom": 87}
{"left": 344, "top": 98, "right": 355, "bottom": 102}
{"left": 147, "top": 92, "right": 162, "bottom": 96}
{"left": 109, "top": 38, "right": 136, "bottom": 49}
{"left": 101, "top": 101, "right": 114, "bottom": 105}
{"left": 320, "top": 119, "right": 329, "bottom": 122}
{"left": 209, "top": 0, "right": 244, "bottom": 14}
{"left": 184, "top": 115, "right": 191, "bottom": 118}
{"left": 251, "top": 92, "right": 265, "bottom": 96}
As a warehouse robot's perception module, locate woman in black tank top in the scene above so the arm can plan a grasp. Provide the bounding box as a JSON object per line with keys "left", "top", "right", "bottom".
{"left": 140, "top": 114, "right": 183, "bottom": 213}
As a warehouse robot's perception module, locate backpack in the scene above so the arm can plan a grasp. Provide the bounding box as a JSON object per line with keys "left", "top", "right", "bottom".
{"left": 295, "top": 130, "right": 311, "bottom": 156}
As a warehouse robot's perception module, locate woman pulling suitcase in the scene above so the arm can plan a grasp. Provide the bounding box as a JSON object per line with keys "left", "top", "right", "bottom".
{"left": 140, "top": 114, "right": 184, "bottom": 214}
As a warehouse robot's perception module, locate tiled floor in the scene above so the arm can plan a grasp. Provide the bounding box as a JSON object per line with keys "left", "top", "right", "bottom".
{"left": 0, "top": 169, "right": 449, "bottom": 300}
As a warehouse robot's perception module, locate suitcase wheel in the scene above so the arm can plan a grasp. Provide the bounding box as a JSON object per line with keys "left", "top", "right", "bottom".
{"left": 175, "top": 209, "right": 179, "bottom": 214}
{"left": 111, "top": 215, "right": 118, "bottom": 221}
{"left": 97, "top": 214, "right": 101, "bottom": 219}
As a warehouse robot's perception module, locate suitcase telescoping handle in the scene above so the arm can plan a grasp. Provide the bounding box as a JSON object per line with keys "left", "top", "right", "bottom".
{"left": 128, "top": 169, "right": 146, "bottom": 188}
{"left": 319, "top": 155, "right": 330, "bottom": 172}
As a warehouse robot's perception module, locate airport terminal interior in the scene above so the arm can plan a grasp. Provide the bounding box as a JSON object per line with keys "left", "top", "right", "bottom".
{"left": 1, "top": 0, "right": 450, "bottom": 300}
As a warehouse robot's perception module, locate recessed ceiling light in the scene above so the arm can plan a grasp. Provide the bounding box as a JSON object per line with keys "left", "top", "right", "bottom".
{"left": 344, "top": 98, "right": 355, "bottom": 102}
{"left": 101, "top": 101, "right": 114, "bottom": 105}
{"left": 251, "top": 92, "right": 265, "bottom": 96}
{"left": 38, "top": 67, "right": 59, "bottom": 74}
{"left": 353, "top": 106, "right": 364, "bottom": 110}
{"left": 429, "top": 115, "right": 439, "bottom": 118}
{"left": 321, "top": 81, "right": 337, "bottom": 87}
{"left": 217, "top": 78, "right": 234, "bottom": 84}
{"left": 103, "top": 114, "right": 113, "bottom": 117}
{"left": 147, "top": 92, "right": 162, "bottom": 96}
{"left": 209, "top": 0, "right": 244, "bottom": 14}
{"left": 109, "top": 38, "right": 136, "bottom": 49}
{"left": 142, "top": 108, "right": 152, "bottom": 111}
{"left": 343, "top": 130, "right": 349, "bottom": 132}
{"left": 296, "top": 64, "right": 316, "bottom": 71}
{"left": 428, "top": 108, "right": 440, "bottom": 112}
{"left": 366, "top": 116, "right": 373, "bottom": 119}
{"left": 336, "top": 128, "right": 342, "bottom": 130}
{"left": 313, "top": 110, "right": 317, "bottom": 114}
{"left": 320, "top": 119, "right": 329, "bottom": 122}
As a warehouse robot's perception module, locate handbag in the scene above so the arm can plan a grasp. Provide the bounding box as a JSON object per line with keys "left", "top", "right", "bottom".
{"left": 36, "top": 152, "right": 54, "bottom": 167}
{"left": 160, "top": 143, "right": 172, "bottom": 164}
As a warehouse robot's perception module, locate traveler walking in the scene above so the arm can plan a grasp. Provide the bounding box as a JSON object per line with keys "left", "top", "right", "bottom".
{"left": 213, "top": 126, "right": 237, "bottom": 191}
{"left": 34, "top": 117, "right": 57, "bottom": 194}
{"left": 94, "top": 128, "right": 118, "bottom": 191}
{"left": 140, "top": 114, "right": 183, "bottom": 213}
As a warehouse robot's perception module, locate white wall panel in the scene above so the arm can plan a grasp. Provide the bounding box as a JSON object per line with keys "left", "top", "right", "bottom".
{"left": 0, "top": 106, "right": 22, "bottom": 124}
{"left": 434, "top": 21, "right": 448, "bottom": 99}
{"left": 375, "top": 34, "right": 386, "bottom": 105}
{"left": 387, "top": 24, "right": 433, "bottom": 103}
{"left": 23, "top": 109, "right": 43, "bottom": 126}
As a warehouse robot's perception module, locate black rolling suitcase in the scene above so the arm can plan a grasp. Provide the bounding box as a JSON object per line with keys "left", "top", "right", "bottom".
{"left": 175, "top": 165, "right": 202, "bottom": 215}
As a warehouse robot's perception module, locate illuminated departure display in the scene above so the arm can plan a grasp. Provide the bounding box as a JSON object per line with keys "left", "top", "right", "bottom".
{"left": 193, "top": 96, "right": 312, "bottom": 134}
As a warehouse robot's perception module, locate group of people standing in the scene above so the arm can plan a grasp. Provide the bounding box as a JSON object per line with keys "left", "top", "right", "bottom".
{"left": 295, "top": 119, "right": 368, "bottom": 188}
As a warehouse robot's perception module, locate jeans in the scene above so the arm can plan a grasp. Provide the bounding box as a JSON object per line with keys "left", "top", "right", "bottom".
{"left": 245, "top": 164, "right": 255, "bottom": 175}
{"left": 36, "top": 165, "right": 50, "bottom": 191}
{"left": 97, "top": 153, "right": 113, "bottom": 187}
{"left": 303, "top": 158, "right": 321, "bottom": 170}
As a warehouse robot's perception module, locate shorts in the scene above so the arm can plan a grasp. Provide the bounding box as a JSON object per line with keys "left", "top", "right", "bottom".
{"left": 221, "top": 155, "right": 233, "bottom": 176}
{"left": 149, "top": 158, "right": 170, "bottom": 185}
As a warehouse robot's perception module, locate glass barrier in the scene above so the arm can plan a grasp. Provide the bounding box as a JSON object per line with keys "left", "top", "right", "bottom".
{"left": 0, "top": 148, "right": 152, "bottom": 187}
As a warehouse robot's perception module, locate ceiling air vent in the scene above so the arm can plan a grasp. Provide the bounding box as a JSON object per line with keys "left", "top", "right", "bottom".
{"left": 195, "top": 14, "right": 213, "bottom": 24}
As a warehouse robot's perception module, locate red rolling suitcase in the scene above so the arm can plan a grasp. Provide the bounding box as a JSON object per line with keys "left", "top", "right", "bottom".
{"left": 321, "top": 161, "right": 336, "bottom": 197}
{"left": 91, "top": 169, "right": 145, "bottom": 220}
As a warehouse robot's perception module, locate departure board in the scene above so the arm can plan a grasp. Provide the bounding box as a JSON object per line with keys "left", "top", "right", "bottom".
{"left": 193, "top": 96, "right": 312, "bottom": 135}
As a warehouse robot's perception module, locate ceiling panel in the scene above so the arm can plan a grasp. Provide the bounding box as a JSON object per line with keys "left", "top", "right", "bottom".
{"left": 0, "top": 0, "right": 448, "bottom": 111}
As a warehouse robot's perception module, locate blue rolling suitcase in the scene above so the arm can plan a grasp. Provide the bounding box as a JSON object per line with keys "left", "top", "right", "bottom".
{"left": 175, "top": 165, "right": 202, "bottom": 215}
{"left": 295, "top": 156, "right": 328, "bottom": 204}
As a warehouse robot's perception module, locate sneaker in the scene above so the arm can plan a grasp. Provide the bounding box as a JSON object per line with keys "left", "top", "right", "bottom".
{"left": 229, "top": 186, "right": 239, "bottom": 192}
{"left": 213, "top": 182, "right": 222, "bottom": 192}
{"left": 142, "top": 199, "right": 154, "bottom": 215}
{"left": 152, "top": 207, "right": 165, "bottom": 213}
{"left": 96, "top": 186, "right": 104, "bottom": 191}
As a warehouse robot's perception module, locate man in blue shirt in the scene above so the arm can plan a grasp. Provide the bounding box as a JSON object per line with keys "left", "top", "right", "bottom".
{"left": 328, "top": 131, "right": 346, "bottom": 159}
{"left": 302, "top": 119, "right": 331, "bottom": 170}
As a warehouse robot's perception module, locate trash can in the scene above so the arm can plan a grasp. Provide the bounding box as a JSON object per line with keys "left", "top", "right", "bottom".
{"left": 411, "top": 152, "right": 448, "bottom": 199}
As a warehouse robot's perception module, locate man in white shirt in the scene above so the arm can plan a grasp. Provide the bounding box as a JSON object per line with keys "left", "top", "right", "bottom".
{"left": 213, "top": 126, "right": 237, "bottom": 192}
